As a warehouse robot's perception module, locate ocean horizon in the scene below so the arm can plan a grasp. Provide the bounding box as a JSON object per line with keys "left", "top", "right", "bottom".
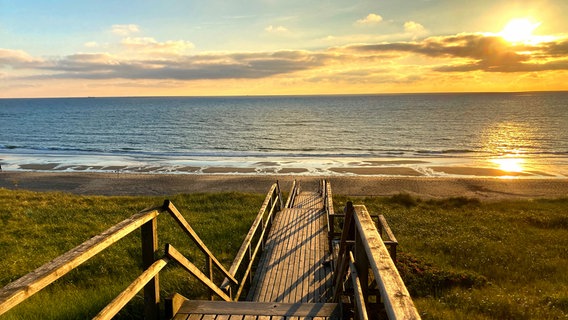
{"left": 1, "top": 92, "right": 567, "bottom": 178}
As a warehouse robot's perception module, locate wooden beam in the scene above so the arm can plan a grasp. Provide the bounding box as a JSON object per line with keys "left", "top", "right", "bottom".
{"left": 177, "top": 301, "right": 339, "bottom": 317}
{"left": 141, "top": 217, "right": 160, "bottom": 319}
{"left": 164, "top": 200, "right": 238, "bottom": 286}
{"left": 93, "top": 258, "right": 169, "bottom": 320}
{"left": 353, "top": 205, "right": 420, "bottom": 320}
{"left": 349, "top": 251, "right": 369, "bottom": 320}
{"left": 166, "top": 244, "right": 231, "bottom": 301}
{"left": 0, "top": 207, "right": 162, "bottom": 316}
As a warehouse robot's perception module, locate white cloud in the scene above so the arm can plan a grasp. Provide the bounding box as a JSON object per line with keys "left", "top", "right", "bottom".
{"left": 121, "top": 37, "right": 195, "bottom": 56}
{"left": 84, "top": 41, "right": 99, "bottom": 48}
{"left": 265, "top": 25, "right": 289, "bottom": 33}
{"left": 404, "top": 21, "right": 428, "bottom": 39}
{"left": 111, "top": 24, "right": 140, "bottom": 36}
{"left": 355, "top": 14, "right": 383, "bottom": 26}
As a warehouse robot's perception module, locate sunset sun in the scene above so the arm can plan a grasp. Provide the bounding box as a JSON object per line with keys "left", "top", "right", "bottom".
{"left": 500, "top": 18, "right": 541, "bottom": 43}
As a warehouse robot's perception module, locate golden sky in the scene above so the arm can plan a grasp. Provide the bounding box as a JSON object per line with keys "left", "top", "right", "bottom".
{"left": 1, "top": 0, "right": 567, "bottom": 97}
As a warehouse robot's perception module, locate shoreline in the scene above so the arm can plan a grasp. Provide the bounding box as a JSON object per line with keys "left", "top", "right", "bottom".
{"left": 1, "top": 171, "right": 568, "bottom": 200}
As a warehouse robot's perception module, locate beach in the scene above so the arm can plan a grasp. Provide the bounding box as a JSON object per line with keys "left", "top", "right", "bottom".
{"left": 2, "top": 171, "right": 568, "bottom": 200}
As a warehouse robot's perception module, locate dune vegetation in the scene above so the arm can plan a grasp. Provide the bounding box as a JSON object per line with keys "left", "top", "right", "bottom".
{"left": 1, "top": 188, "right": 567, "bottom": 319}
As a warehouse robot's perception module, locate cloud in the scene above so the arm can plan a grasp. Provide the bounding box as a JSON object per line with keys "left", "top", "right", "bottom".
{"left": 0, "top": 49, "right": 45, "bottom": 68}
{"left": 355, "top": 13, "right": 383, "bottom": 26}
{"left": 3, "top": 32, "right": 568, "bottom": 87}
{"left": 111, "top": 24, "right": 140, "bottom": 36}
{"left": 121, "top": 37, "right": 195, "bottom": 56}
{"left": 17, "top": 50, "right": 327, "bottom": 81}
{"left": 84, "top": 41, "right": 100, "bottom": 48}
{"left": 341, "top": 33, "right": 568, "bottom": 73}
{"left": 265, "top": 25, "right": 289, "bottom": 33}
{"left": 404, "top": 21, "right": 427, "bottom": 39}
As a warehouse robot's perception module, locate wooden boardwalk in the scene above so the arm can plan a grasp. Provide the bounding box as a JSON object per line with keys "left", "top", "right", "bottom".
{"left": 174, "top": 188, "right": 338, "bottom": 320}
{"left": 247, "top": 191, "right": 333, "bottom": 303}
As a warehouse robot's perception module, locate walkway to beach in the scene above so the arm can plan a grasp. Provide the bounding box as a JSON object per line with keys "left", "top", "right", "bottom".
{"left": 174, "top": 186, "right": 339, "bottom": 320}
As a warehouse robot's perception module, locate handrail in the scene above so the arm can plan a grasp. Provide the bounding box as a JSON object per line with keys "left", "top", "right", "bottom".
{"left": 0, "top": 206, "right": 161, "bottom": 316}
{"left": 349, "top": 251, "right": 369, "bottom": 320}
{"left": 333, "top": 203, "right": 420, "bottom": 320}
{"left": 285, "top": 179, "right": 300, "bottom": 208}
{"left": 0, "top": 183, "right": 282, "bottom": 319}
{"left": 94, "top": 258, "right": 170, "bottom": 320}
{"left": 221, "top": 182, "right": 283, "bottom": 300}
{"left": 323, "top": 179, "right": 335, "bottom": 252}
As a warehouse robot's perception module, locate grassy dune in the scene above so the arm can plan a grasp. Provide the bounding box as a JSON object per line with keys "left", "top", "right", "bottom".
{"left": 334, "top": 194, "right": 568, "bottom": 320}
{"left": 0, "top": 189, "right": 265, "bottom": 319}
{"left": 1, "top": 188, "right": 567, "bottom": 319}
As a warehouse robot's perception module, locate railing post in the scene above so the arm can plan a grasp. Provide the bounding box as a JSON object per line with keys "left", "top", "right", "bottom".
{"left": 276, "top": 180, "right": 284, "bottom": 211}
{"left": 206, "top": 256, "right": 214, "bottom": 300}
{"left": 141, "top": 217, "right": 160, "bottom": 320}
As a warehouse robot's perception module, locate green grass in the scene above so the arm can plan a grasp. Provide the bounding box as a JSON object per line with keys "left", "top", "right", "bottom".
{"left": 334, "top": 194, "right": 568, "bottom": 320}
{"left": 2, "top": 188, "right": 568, "bottom": 319}
{"left": 0, "top": 188, "right": 265, "bottom": 319}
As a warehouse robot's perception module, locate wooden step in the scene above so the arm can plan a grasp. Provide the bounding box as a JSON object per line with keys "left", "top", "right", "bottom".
{"left": 172, "top": 300, "right": 340, "bottom": 320}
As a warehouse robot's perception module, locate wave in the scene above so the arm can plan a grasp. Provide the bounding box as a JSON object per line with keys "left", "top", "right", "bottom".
{"left": 2, "top": 144, "right": 567, "bottom": 159}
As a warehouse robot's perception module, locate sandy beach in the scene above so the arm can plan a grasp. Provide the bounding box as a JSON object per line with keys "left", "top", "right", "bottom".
{"left": 1, "top": 171, "right": 568, "bottom": 200}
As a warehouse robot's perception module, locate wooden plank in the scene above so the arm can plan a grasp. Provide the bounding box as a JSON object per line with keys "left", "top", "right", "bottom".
{"left": 349, "top": 252, "right": 369, "bottom": 320}
{"left": 141, "top": 217, "right": 160, "bottom": 319}
{"left": 353, "top": 205, "right": 420, "bottom": 320}
{"left": 165, "top": 201, "right": 237, "bottom": 286}
{"left": 177, "top": 301, "right": 339, "bottom": 317}
{"left": 223, "top": 184, "right": 277, "bottom": 290}
{"left": 267, "top": 207, "right": 293, "bottom": 301}
{"left": 94, "top": 258, "right": 169, "bottom": 320}
{"left": 166, "top": 245, "right": 231, "bottom": 301}
{"left": 0, "top": 207, "right": 162, "bottom": 316}
{"left": 378, "top": 215, "right": 398, "bottom": 244}
{"left": 166, "top": 293, "right": 190, "bottom": 319}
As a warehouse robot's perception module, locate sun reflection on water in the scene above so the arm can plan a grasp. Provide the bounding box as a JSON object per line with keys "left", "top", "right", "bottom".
{"left": 492, "top": 157, "right": 525, "bottom": 173}
{"left": 481, "top": 121, "right": 537, "bottom": 176}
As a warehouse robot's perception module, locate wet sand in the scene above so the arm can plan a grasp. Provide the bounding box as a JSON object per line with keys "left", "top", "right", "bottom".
{"left": 1, "top": 171, "right": 568, "bottom": 200}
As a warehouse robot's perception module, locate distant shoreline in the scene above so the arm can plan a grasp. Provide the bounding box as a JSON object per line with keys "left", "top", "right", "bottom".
{"left": 1, "top": 171, "right": 567, "bottom": 200}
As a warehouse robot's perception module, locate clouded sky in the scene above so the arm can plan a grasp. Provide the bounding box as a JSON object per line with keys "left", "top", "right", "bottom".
{"left": 1, "top": 0, "right": 567, "bottom": 97}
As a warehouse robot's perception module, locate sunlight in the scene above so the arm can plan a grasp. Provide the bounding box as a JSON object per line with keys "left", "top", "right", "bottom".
{"left": 492, "top": 158, "right": 525, "bottom": 173}
{"left": 500, "top": 18, "right": 541, "bottom": 44}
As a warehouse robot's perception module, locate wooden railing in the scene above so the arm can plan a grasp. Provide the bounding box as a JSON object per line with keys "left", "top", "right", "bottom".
{"left": 0, "top": 182, "right": 285, "bottom": 320}
{"left": 219, "top": 181, "right": 285, "bottom": 300}
{"left": 325, "top": 181, "right": 398, "bottom": 260}
{"left": 332, "top": 202, "right": 420, "bottom": 320}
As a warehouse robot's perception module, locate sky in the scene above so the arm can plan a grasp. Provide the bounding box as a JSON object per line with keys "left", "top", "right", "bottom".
{"left": 1, "top": 0, "right": 568, "bottom": 98}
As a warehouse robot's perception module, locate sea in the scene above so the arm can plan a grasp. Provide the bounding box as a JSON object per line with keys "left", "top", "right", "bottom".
{"left": 1, "top": 92, "right": 567, "bottom": 178}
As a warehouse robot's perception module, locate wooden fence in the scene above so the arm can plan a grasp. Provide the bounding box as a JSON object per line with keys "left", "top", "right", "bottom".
{"left": 0, "top": 182, "right": 285, "bottom": 320}
{"left": 331, "top": 200, "right": 420, "bottom": 320}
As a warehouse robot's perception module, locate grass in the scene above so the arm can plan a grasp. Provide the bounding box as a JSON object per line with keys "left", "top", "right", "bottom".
{"left": 1, "top": 188, "right": 567, "bottom": 319}
{"left": 0, "top": 188, "right": 265, "bottom": 319}
{"left": 334, "top": 194, "right": 568, "bottom": 320}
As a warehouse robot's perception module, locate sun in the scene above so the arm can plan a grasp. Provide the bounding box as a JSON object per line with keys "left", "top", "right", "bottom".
{"left": 500, "top": 18, "right": 541, "bottom": 43}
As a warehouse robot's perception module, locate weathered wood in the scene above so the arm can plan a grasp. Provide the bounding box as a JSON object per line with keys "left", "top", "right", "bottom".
{"left": 353, "top": 205, "right": 420, "bottom": 320}
{"left": 222, "top": 183, "right": 278, "bottom": 292}
{"left": 0, "top": 207, "right": 162, "bottom": 316}
{"left": 249, "top": 189, "right": 332, "bottom": 304}
{"left": 349, "top": 252, "right": 369, "bottom": 320}
{"left": 165, "top": 200, "right": 238, "bottom": 286}
{"left": 94, "top": 258, "right": 169, "bottom": 320}
{"left": 166, "top": 244, "right": 231, "bottom": 301}
{"left": 166, "top": 293, "right": 190, "bottom": 319}
{"left": 378, "top": 215, "right": 398, "bottom": 260}
{"left": 177, "top": 300, "right": 339, "bottom": 318}
{"left": 141, "top": 216, "right": 160, "bottom": 319}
